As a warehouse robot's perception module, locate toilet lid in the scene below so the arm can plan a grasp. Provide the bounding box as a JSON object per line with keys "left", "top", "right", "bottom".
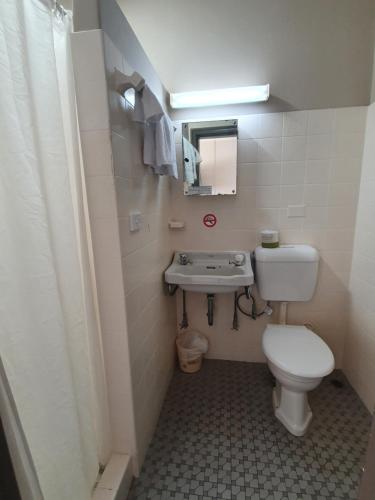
{"left": 263, "top": 325, "right": 334, "bottom": 378}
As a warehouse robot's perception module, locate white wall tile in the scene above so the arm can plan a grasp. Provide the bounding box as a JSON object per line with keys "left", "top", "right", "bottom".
{"left": 256, "top": 208, "right": 280, "bottom": 229}
{"left": 72, "top": 32, "right": 110, "bottom": 131}
{"left": 254, "top": 163, "right": 281, "bottom": 185}
{"left": 321, "top": 229, "right": 354, "bottom": 251}
{"left": 81, "top": 129, "right": 113, "bottom": 176}
{"left": 343, "top": 103, "right": 375, "bottom": 411}
{"left": 306, "top": 134, "right": 332, "bottom": 160}
{"left": 237, "top": 164, "right": 257, "bottom": 186}
{"left": 255, "top": 185, "right": 281, "bottom": 208}
{"left": 72, "top": 30, "right": 107, "bottom": 84}
{"left": 90, "top": 217, "right": 127, "bottom": 333}
{"left": 76, "top": 79, "right": 111, "bottom": 131}
{"left": 333, "top": 133, "right": 364, "bottom": 159}
{"left": 238, "top": 139, "right": 258, "bottom": 163}
{"left": 281, "top": 161, "right": 305, "bottom": 185}
{"left": 280, "top": 185, "right": 304, "bottom": 206}
{"left": 334, "top": 107, "right": 367, "bottom": 134}
{"left": 304, "top": 184, "right": 329, "bottom": 206}
{"left": 307, "top": 109, "right": 334, "bottom": 135}
{"left": 327, "top": 205, "right": 356, "bottom": 228}
{"left": 257, "top": 138, "right": 282, "bottom": 162}
{"left": 283, "top": 111, "right": 308, "bottom": 137}
{"left": 305, "top": 160, "right": 331, "bottom": 184}
{"left": 282, "top": 136, "right": 306, "bottom": 161}
{"left": 258, "top": 113, "right": 283, "bottom": 138}
{"left": 86, "top": 175, "right": 118, "bottom": 219}
{"left": 303, "top": 206, "right": 328, "bottom": 228}
{"left": 328, "top": 183, "right": 358, "bottom": 207}
{"left": 112, "top": 131, "right": 133, "bottom": 179}
{"left": 331, "top": 157, "right": 362, "bottom": 183}
{"left": 237, "top": 115, "right": 260, "bottom": 139}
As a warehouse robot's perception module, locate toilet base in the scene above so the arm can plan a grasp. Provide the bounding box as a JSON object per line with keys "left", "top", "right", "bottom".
{"left": 272, "top": 382, "right": 312, "bottom": 436}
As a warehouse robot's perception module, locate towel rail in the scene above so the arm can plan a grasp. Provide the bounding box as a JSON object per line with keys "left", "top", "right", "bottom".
{"left": 114, "top": 68, "right": 145, "bottom": 95}
{"left": 114, "top": 68, "right": 177, "bottom": 131}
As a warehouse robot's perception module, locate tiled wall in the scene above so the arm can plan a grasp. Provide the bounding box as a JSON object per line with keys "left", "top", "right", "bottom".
{"left": 99, "top": 0, "right": 177, "bottom": 471}
{"left": 71, "top": 29, "right": 137, "bottom": 461}
{"left": 171, "top": 108, "right": 366, "bottom": 366}
{"left": 344, "top": 102, "right": 375, "bottom": 412}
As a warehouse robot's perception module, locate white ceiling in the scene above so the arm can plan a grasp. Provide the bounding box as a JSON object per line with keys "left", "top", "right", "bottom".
{"left": 117, "top": 0, "right": 375, "bottom": 111}
{"left": 61, "top": 0, "right": 73, "bottom": 9}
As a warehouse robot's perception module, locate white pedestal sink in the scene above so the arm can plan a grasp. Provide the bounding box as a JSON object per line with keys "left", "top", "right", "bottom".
{"left": 165, "top": 251, "right": 254, "bottom": 293}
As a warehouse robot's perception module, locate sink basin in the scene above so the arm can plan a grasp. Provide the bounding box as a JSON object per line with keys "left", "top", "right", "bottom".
{"left": 165, "top": 251, "right": 254, "bottom": 293}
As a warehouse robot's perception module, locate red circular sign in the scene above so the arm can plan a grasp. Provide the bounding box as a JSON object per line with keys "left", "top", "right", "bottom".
{"left": 203, "top": 213, "right": 217, "bottom": 228}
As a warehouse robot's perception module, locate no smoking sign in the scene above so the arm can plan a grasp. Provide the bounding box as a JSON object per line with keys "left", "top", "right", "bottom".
{"left": 203, "top": 213, "right": 217, "bottom": 228}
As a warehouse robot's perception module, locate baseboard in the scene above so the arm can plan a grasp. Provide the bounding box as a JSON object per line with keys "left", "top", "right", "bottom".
{"left": 92, "top": 454, "right": 132, "bottom": 500}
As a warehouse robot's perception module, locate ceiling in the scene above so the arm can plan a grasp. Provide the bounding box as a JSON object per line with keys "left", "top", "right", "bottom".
{"left": 61, "top": 0, "right": 73, "bottom": 9}
{"left": 117, "top": 0, "right": 375, "bottom": 111}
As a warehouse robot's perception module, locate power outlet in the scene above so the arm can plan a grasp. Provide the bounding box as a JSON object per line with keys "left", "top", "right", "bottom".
{"left": 129, "top": 210, "right": 142, "bottom": 232}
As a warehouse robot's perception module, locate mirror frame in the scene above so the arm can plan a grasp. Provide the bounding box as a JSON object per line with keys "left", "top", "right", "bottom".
{"left": 182, "top": 119, "right": 238, "bottom": 196}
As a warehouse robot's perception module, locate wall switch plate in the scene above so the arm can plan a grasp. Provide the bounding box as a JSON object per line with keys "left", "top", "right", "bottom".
{"left": 129, "top": 210, "right": 142, "bottom": 232}
{"left": 287, "top": 205, "right": 306, "bottom": 217}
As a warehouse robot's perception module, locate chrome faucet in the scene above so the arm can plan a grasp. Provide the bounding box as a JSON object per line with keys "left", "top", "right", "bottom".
{"left": 229, "top": 254, "right": 245, "bottom": 266}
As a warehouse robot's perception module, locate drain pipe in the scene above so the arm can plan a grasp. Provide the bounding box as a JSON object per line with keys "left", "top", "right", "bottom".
{"left": 207, "top": 294, "right": 215, "bottom": 326}
{"left": 279, "top": 301, "right": 288, "bottom": 325}
{"left": 232, "top": 291, "right": 239, "bottom": 330}
{"left": 180, "top": 290, "right": 189, "bottom": 329}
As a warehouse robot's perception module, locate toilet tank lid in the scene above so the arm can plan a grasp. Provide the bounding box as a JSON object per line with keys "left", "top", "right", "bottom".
{"left": 255, "top": 245, "right": 319, "bottom": 263}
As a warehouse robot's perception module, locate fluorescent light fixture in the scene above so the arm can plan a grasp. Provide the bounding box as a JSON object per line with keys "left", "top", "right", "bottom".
{"left": 170, "top": 84, "right": 269, "bottom": 109}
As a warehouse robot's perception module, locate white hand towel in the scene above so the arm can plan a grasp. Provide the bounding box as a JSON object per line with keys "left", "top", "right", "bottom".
{"left": 155, "top": 115, "right": 178, "bottom": 178}
{"left": 133, "top": 85, "right": 163, "bottom": 123}
{"left": 143, "top": 115, "right": 178, "bottom": 179}
{"left": 132, "top": 84, "right": 178, "bottom": 178}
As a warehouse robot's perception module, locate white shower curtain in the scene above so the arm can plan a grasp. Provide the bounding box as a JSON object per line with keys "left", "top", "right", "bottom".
{"left": 0, "top": 1, "right": 110, "bottom": 499}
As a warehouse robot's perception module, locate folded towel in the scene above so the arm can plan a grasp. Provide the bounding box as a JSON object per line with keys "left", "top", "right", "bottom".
{"left": 133, "top": 84, "right": 163, "bottom": 123}
{"left": 143, "top": 114, "right": 178, "bottom": 179}
{"left": 133, "top": 85, "right": 178, "bottom": 179}
{"left": 155, "top": 114, "right": 178, "bottom": 178}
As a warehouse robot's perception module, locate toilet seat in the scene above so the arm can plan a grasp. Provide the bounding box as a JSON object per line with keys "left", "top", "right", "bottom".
{"left": 263, "top": 324, "right": 334, "bottom": 379}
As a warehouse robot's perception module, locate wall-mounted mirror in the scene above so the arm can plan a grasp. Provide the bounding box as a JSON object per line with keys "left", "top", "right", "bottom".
{"left": 182, "top": 119, "right": 238, "bottom": 196}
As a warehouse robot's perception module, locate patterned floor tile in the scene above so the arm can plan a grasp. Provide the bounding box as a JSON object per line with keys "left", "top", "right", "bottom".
{"left": 127, "top": 361, "right": 371, "bottom": 500}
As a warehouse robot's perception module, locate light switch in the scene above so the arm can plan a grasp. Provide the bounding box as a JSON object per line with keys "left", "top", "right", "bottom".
{"left": 129, "top": 210, "right": 142, "bottom": 232}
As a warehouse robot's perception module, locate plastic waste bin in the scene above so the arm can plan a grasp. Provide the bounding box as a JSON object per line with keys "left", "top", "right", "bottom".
{"left": 176, "top": 330, "right": 209, "bottom": 373}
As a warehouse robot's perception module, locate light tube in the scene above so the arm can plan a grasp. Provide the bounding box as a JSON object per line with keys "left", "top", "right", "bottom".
{"left": 170, "top": 84, "right": 269, "bottom": 109}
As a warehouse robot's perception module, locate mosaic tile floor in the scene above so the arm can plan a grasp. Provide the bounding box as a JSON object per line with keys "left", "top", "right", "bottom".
{"left": 128, "top": 360, "right": 371, "bottom": 500}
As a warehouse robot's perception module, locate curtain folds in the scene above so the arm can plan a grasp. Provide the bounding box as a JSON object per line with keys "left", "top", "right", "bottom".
{"left": 0, "top": 1, "right": 110, "bottom": 499}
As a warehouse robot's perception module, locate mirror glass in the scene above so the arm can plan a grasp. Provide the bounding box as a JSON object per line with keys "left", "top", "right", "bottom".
{"left": 182, "top": 119, "right": 238, "bottom": 196}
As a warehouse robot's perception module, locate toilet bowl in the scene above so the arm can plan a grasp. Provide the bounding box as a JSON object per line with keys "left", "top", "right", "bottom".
{"left": 263, "top": 324, "right": 334, "bottom": 436}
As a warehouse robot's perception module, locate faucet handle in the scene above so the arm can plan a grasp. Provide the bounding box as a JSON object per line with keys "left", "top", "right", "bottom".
{"left": 179, "top": 253, "right": 188, "bottom": 265}
{"left": 234, "top": 254, "right": 245, "bottom": 266}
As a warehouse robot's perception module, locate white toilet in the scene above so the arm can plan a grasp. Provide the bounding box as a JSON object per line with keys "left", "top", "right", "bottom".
{"left": 255, "top": 245, "right": 335, "bottom": 436}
